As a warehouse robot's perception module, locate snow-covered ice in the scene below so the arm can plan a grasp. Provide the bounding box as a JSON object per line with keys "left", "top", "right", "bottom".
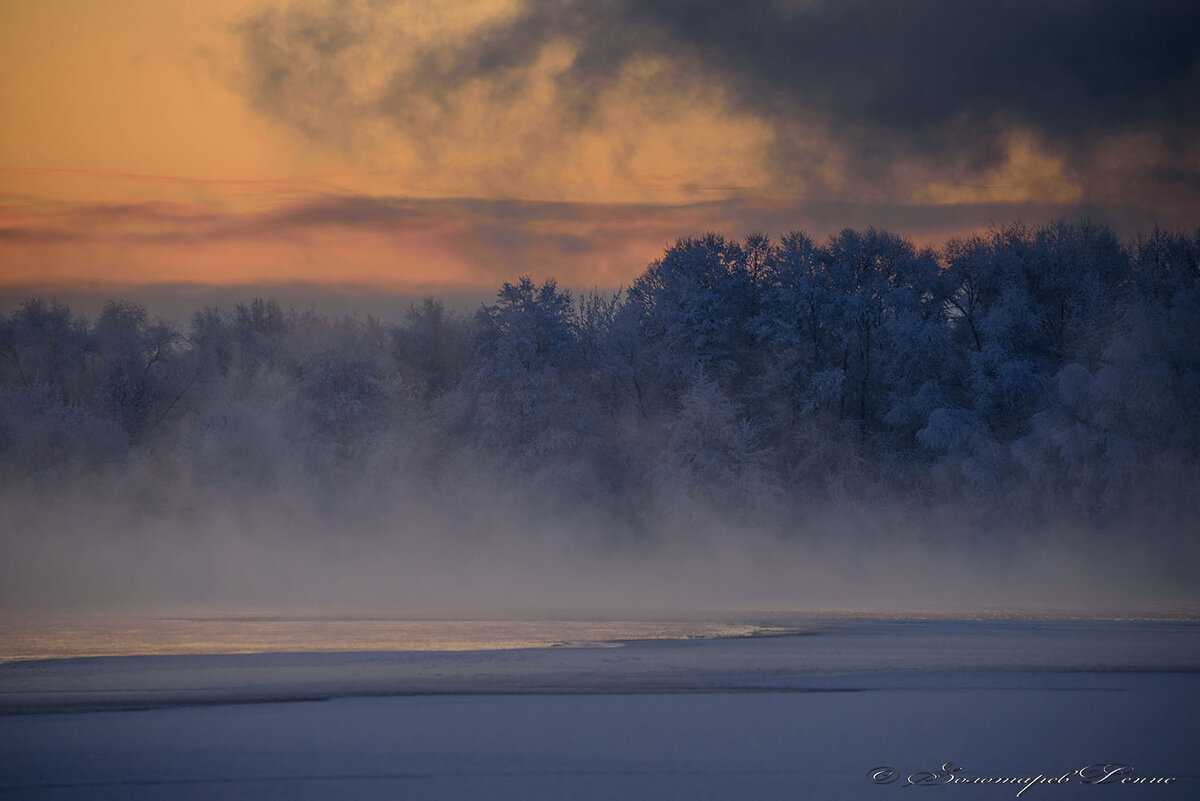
{"left": 1, "top": 618, "right": 1197, "bottom": 800}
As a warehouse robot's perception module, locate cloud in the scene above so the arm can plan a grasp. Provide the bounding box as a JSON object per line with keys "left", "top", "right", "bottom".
{"left": 6, "top": 184, "right": 1187, "bottom": 291}
{"left": 234, "top": 0, "right": 1200, "bottom": 208}
{"left": 634, "top": 1, "right": 1200, "bottom": 138}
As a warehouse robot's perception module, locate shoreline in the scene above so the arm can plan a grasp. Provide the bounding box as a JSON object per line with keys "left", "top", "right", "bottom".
{"left": 4, "top": 618, "right": 1198, "bottom": 715}
{"left": 4, "top": 611, "right": 1199, "bottom": 665}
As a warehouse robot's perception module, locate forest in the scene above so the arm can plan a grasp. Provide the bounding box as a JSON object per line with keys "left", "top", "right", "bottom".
{"left": 2, "top": 220, "right": 1198, "bottom": 553}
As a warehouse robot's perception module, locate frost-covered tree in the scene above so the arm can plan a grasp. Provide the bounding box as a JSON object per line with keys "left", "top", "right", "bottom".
{"left": 92, "top": 301, "right": 193, "bottom": 443}
{"left": 231, "top": 298, "right": 290, "bottom": 372}
{"left": 392, "top": 298, "right": 469, "bottom": 401}
{"left": 750, "top": 231, "right": 823, "bottom": 435}
{"left": 653, "top": 370, "right": 777, "bottom": 524}
{"left": 465, "top": 277, "right": 594, "bottom": 473}
{"left": 0, "top": 299, "right": 94, "bottom": 403}
{"left": 292, "top": 329, "right": 398, "bottom": 462}
{"left": 623, "top": 233, "right": 760, "bottom": 410}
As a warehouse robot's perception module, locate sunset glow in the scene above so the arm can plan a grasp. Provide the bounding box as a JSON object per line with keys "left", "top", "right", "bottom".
{"left": 4, "top": 1, "right": 1198, "bottom": 293}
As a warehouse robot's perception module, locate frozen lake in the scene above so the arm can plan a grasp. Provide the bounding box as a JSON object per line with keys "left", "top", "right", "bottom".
{"left": 1, "top": 618, "right": 1197, "bottom": 799}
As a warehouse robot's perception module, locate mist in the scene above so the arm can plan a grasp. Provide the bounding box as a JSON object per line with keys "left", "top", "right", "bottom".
{"left": 2, "top": 221, "right": 1198, "bottom": 620}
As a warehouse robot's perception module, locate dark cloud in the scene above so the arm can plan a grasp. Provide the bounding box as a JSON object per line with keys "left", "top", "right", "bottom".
{"left": 5, "top": 192, "right": 1185, "bottom": 246}
{"left": 9, "top": 191, "right": 1190, "bottom": 296}
{"left": 634, "top": 1, "right": 1200, "bottom": 138}
{"left": 237, "top": 0, "right": 1200, "bottom": 200}
{"left": 264, "top": 196, "right": 423, "bottom": 228}
{"left": 0, "top": 227, "right": 82, "bottom": 243}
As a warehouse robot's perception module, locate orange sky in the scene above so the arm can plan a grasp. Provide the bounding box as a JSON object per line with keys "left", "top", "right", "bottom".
{"left": 1, "top": 0, "right": 1195, "bottom": 295}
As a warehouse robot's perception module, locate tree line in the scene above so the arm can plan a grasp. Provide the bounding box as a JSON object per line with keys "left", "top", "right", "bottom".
{"left": 2, "top": 220, "right": 1198, "bottom": 538}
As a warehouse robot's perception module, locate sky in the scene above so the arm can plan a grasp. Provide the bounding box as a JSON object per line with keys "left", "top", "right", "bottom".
{"left": 2, "top": 0, "right": 1199, "bottom": 297}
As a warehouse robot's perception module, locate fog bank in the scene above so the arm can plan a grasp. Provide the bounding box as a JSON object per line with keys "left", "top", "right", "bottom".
{"left": 2, "top": 222, "right": 1197, "bottom": 618}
